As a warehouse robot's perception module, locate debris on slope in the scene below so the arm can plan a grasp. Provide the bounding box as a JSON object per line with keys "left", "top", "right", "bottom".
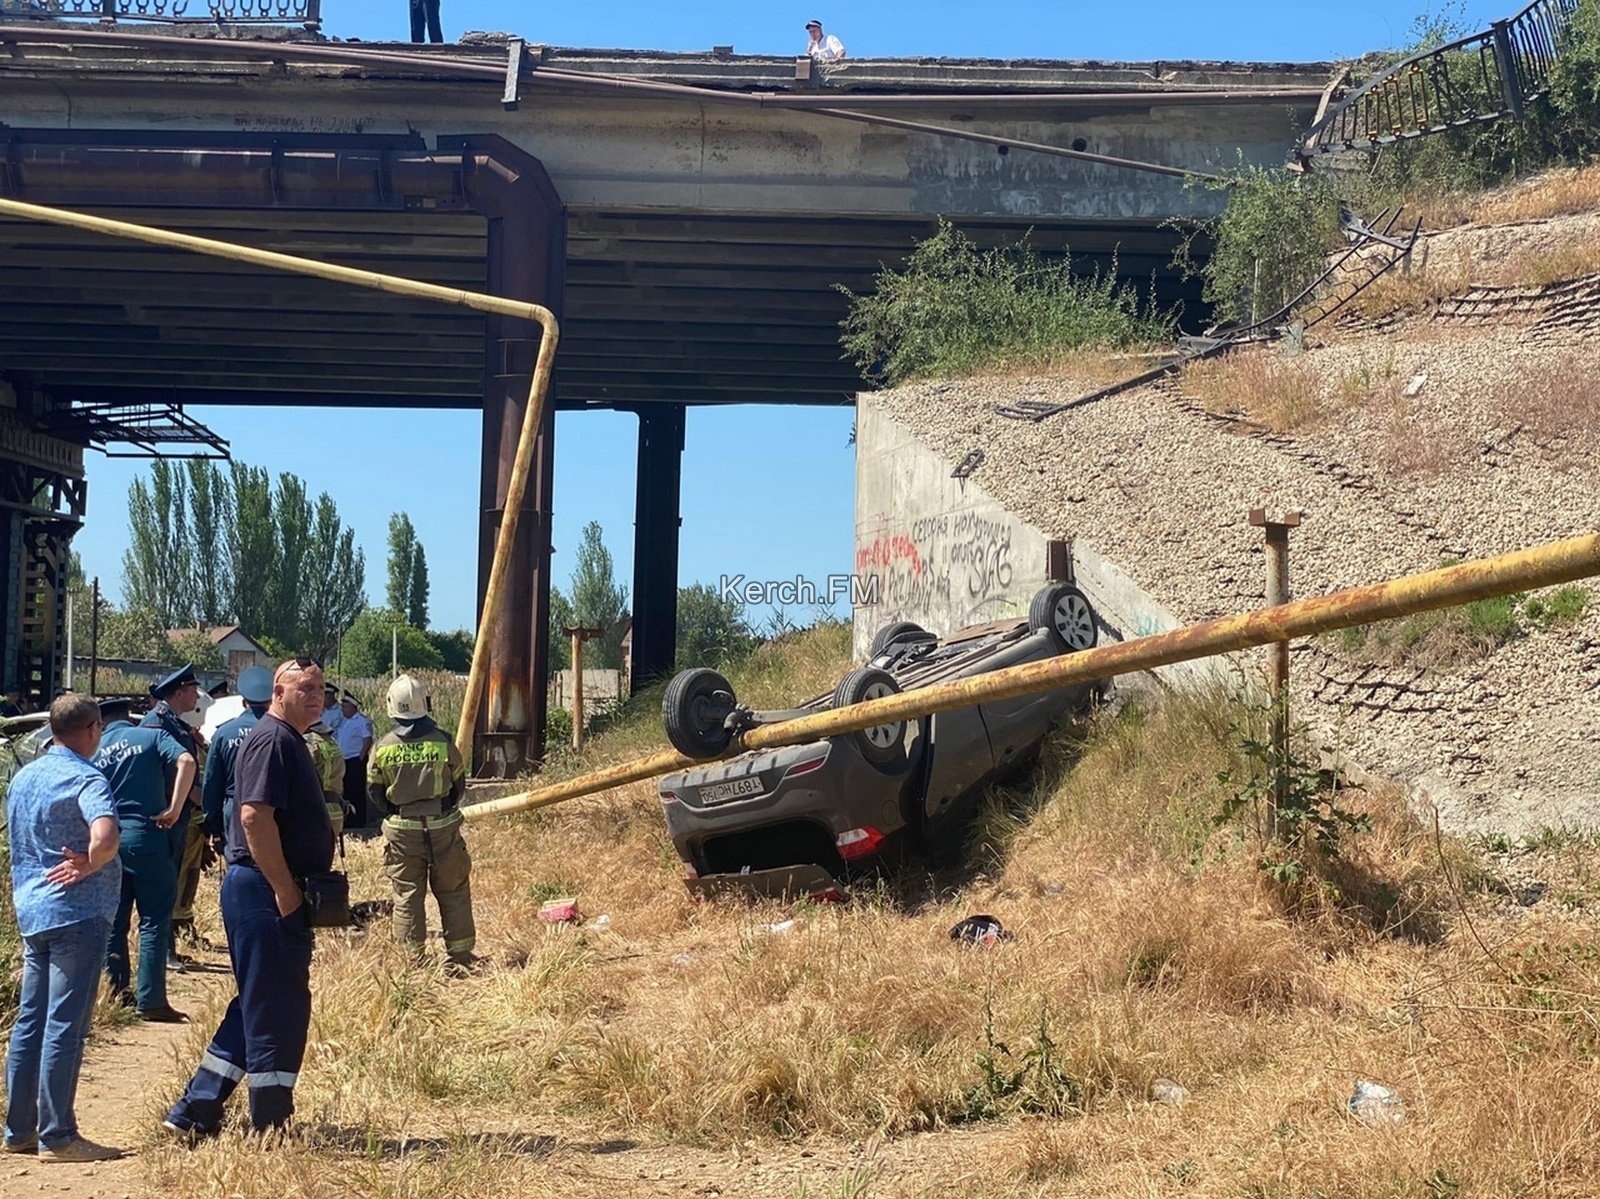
{"left": 874, "top": 309, "right": 1600, "bottom": 837}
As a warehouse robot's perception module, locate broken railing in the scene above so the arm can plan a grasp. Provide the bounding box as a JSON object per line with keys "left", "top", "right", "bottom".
{"left": 991, "top": 204, "right": 1421, "bottom": 422}
{"left": 459, "top": 530, "right": 1600, "bottom": 822}
{"left": 1291, "top": 0, "right": 1579, "bottom": 167}
{"left": 0, "top": 0, "right": 320, "bottom": 27}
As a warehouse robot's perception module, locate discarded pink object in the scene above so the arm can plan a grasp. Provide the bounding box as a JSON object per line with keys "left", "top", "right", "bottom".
{"left": 538, "top": 898, "right": 580, "bottom": 923}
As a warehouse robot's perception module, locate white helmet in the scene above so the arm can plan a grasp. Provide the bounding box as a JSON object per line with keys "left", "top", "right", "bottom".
{"left": 386, "top": 673, "right": 430, "bottom": 721}
{"left": 181, "top": 690, "right": 213, "bottom": 729}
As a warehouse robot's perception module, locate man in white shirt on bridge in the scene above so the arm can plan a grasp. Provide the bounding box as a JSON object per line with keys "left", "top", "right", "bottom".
{"left": 805, "top": 20, "right": 846, "bottom": 61}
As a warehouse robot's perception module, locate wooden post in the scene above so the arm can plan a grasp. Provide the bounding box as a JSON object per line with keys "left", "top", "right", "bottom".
{"left": 565, "top": 625, "right": 606, "bottom": 751}
{"left": 570, "top": 628, "right": 584, "bottom": 751}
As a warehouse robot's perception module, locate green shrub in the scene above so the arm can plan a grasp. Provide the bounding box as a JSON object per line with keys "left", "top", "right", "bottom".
{"left": 1332, "top": 586, "right": 1588, "bottom": 672}
{"left": 1523, "top": 584, "right": 1589, "bottom": 631}
{"left": 1171, "top": 164, "right": 1343, "bottom": 327}
{"left": 838, "top": 219, "right": 1174, "bottom": 386}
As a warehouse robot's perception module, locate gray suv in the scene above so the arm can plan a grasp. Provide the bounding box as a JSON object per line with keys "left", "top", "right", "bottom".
{"left": 657, "top": 582, "right": 1103, "bottom": 900}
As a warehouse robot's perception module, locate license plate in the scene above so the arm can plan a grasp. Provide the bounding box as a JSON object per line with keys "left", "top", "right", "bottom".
{"left": 699, "top": 776, "right": 764, "bottom": 805}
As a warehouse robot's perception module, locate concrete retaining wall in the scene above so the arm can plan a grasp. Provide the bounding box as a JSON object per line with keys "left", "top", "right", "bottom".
{"left": 852, "top": 396, "right": 1236, "bottom": 692}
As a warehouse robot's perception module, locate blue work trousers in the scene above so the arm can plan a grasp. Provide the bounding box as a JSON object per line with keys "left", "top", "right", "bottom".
{"left": 4, "top": 917, "right": 112, "bottom": 1150}
{"left": 105, "top": 835, "right": 177, "bottom": 1012}
{"left": 164, "top": 864, "right": 314, "bottom": 1133}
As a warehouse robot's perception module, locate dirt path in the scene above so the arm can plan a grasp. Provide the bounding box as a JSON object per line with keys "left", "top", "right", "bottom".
{"left": 1, "top": 948, "right": 230, "bottom": 1199}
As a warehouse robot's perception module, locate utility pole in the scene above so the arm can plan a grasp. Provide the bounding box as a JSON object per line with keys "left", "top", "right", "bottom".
{"left": 1249, "top": 507, "right": 1302, "bottom": 840}
{"left": 89, "top": 577, "right": 100, "bottom": 699}
{"left": 391, "top": 625, "right": 398, "bottom": 677}
{"left": 64, "top": 588, "right": 73, "bottom": 692}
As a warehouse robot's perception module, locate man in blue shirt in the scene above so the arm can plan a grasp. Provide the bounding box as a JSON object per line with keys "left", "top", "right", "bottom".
{"left": 164, "top": 658, "right": 335, "bottom": 1140}
{"left": 93, "top": 699, "right": 195, "bottom": 1023}
{"left": 201, "top": 667, "right": 273, "bottom": 850}
{"left": 142, "top": 664, "right": 206, "bottom": 964}
{"left": 4, "top": 693, "right": 124, "bottom": 1163}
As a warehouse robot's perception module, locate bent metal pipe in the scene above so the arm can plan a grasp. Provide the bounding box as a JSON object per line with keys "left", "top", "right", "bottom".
{"left": 459, "top": 529, "right": 1600, "bottom": 821}
{"left": 0, "top": 195, "right": 557, "bottom": 773}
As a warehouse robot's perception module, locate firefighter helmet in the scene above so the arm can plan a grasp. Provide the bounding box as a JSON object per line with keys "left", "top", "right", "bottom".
{"left": 386, "top": 673, "right": 431, "bottom": 721}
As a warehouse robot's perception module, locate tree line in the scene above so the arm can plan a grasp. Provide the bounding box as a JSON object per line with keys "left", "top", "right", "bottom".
{"left": 87, "top": 464, "right": 764, "bottom": 686}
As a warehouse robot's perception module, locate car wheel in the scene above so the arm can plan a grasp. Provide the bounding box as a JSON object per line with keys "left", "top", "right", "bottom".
{"left": 662, "top": 668, "right": 737, "bottom": 758}
{"left": 870, "top": 620, "right": 932, "bottom": 658}
{"left": 1029, "top": 583, "right": 1097, "bottom": 654}
{"left": 832, "top": 667, "right": 906, "bottom": 766}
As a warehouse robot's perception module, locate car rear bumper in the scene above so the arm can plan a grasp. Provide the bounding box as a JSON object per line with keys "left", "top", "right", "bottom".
{"left": 683, "top": 864, "right": 849, "bottom": 903}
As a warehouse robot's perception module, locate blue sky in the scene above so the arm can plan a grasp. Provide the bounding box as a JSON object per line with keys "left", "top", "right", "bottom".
{"left": 68, "top": 0, "right": 1514, "bottom": 634}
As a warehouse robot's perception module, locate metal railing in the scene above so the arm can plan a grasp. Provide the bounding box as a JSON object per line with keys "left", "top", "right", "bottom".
{"left": 0, "top": 0, "right": 318, "bottom": 27}
{"left": 1292, "top": 0, "right": 1579, "bottom": 165}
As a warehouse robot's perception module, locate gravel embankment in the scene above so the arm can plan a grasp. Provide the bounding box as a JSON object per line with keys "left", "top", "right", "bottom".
{"left": 874, "top": 316, "right": 1600, "bottom": 837}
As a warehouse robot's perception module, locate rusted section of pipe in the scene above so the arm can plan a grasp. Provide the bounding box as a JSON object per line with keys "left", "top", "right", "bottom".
{"left": 461, "top": 530, "right": 1600, "bottom": 820}
{"left": 0, "top": 195, "right": 557, "bottom": 775}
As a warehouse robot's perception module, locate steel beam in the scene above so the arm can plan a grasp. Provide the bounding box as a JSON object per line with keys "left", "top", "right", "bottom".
{"left": 629, "top": 403, "right": 686, "bottom": 696}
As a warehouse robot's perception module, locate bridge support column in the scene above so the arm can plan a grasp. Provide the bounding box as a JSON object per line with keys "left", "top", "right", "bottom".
{"left": 462, "top": 137, "right": 566, "bottom": 777}
{"left": 629, "top": 404, "right": 686, "bottom": 695}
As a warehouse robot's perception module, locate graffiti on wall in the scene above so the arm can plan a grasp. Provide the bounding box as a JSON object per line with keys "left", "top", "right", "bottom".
{"left": 856, "top": 505, "right": 1026, "bottom": 629}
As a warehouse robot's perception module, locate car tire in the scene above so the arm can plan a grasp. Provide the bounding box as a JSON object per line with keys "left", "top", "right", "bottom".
{"left": 663, "top": 668, "right": 737, "bottom": 758}
{"left": 832, "top": 666, "right": 906, "bottom": 766}
{"left": 1029, "top": 583, "right": 1097, "bottom": 654}
{"left": 870, "top": 620, "right": 932, "bottom": 658}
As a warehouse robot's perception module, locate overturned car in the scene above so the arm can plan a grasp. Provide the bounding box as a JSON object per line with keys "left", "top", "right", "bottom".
{"left": 656, "top": 582, "right": 1106, "bottom": 900}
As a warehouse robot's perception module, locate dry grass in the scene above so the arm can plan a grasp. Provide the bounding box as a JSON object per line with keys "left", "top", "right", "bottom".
{"left": 1180, "top": 348, "right": 1327, "bottom": 432}
{"left": 1468, "top": 162, "right": 1600, "bottom": 225}
{"left": 1179, "top": 344, "right": 1411, "bottom": 436}
{"left": 1489, "top": 357, "right": 1600, "bottom": 459}
{"left": 62, "top": 628, "right": 1600, "bottom": 1197}
{"left": 1343, "top": 247, "right": 1475, "bottom": 323}
{"left": 1505, "top": 238, "right": 1600, "bottom": 287}
{"left": 1378, "top": 162, "right": 1600, "bottom": 233}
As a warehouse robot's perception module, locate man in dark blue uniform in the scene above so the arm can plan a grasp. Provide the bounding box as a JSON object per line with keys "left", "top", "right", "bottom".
{"left": 92, "top": 700, "right": 196, "bottom": 1023}
{"left": 142, "top": 665, "right": 207, "bottom": 963}
{"left": 163, "top": 658, "right": 334, "bottom": 1139}
{"left": 201, "top": 667, "right": 273, "bottom": 852}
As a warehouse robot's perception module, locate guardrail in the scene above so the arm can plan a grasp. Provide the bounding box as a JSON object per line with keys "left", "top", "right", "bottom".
{"left": 0, "top": 0, "right": 319, "bottom": 27}
{"left": 459, "top": 530, "right": 1600, "bottom": 821}
{"left": 1292, "top": 0, "right": 1579, "bottom": 165}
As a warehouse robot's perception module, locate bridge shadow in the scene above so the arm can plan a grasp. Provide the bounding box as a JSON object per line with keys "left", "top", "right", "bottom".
{"left": 299, "top": 1126, "right": 638, "bottom": 1160}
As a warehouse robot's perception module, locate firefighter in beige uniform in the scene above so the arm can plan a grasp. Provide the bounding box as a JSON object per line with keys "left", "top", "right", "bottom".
{"left": 304, "top": 719, "right": 349, "bottom": 839}
{"left": 367, "top": 675, "right": 477, "bottom": 970}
